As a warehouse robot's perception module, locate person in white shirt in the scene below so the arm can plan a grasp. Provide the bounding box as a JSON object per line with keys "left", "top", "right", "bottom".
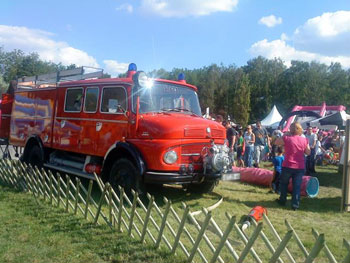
{"left": 305, "top": 127, "right": 317, "bottom": 174}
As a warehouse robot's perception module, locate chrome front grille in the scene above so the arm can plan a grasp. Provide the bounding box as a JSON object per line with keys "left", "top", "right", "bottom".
{"left": 181, "top": 144, "right": 209, "bottom": 164}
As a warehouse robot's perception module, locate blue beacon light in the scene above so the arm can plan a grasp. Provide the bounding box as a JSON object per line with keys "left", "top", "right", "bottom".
{"left": 127, "top": 63, "right": 137, "bottom": 78}
{"left": 178, "top": 73, "right": 186, "bottom": 83}
{"left": 128, "top": 63, "right": 137, "bottom": 72}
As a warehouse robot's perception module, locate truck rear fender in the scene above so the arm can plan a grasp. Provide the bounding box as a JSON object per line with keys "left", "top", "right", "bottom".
{"left": 102, "top": 142, "right": 146, "bottom": 181}
{"left": 22, "top": 135, "right": 45, "bottom": 162}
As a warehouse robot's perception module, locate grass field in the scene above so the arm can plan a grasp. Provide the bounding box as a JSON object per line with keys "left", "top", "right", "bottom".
{"left": 1, "top": 164, "right": 350, "bottom": 262}
{"left": 0, "top": 186, "right": 184, "bottom": 263}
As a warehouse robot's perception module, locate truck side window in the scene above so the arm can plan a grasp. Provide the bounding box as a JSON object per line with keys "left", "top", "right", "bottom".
{"left": 65, "top": 88, "right": 83, "bottom": 112}
{"left": 84, "top": 87, "right": 99, "bottom": 113}
{"left": 101, "top": 87, "right": 127, "bottom": 113}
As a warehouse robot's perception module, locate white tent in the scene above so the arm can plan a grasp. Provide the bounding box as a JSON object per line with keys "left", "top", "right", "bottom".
{"left": 261, "top": 105, "right": 282, "bottom": 128}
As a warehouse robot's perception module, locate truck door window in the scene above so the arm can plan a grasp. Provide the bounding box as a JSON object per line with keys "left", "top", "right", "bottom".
{"left": 101, "top": 87, "right": 127, "bottom": 114}
{"left": 65, "top": 88, "right": 83, "bottom": 112}
{"left": 84, "top": 87, "right": 99, "bottom": 113}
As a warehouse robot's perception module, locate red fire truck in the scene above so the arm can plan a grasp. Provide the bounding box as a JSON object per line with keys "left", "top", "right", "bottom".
{"left": 0, "top": 64, "right": 231, "bottom": 193}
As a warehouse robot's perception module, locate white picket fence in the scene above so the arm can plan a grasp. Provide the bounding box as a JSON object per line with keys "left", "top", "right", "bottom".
{"left": 0, "top": 159, "right": 349, "bottom": 263}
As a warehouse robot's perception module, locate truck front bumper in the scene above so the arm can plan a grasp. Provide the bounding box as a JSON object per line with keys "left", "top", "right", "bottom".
{"left": 144, "top": 171, "right": 222, "bottom": 185}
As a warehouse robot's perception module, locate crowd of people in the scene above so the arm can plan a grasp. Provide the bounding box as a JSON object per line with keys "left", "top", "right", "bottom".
{"left": 219, "top": 116, "right": 345, "bottom": 211}
{"left": 221, "top": 119, "right": 344, "bottom": 173}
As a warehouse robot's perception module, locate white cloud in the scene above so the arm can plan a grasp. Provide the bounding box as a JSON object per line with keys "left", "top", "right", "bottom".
{"left": 258, "top": 15, "right": 282, "bottom": 28}
{"left": 116, "top": 3, "right": 134, "bottom": 13}
{"left": 250, "top": 10, "right": 350, "bottom": 68}
{"left": 294, "top": 10, "right": 350, "bottom": 56}
{"left": 0, "top": 25, "right": 99, "bottom": 67}
{"left": 140, "top": 0, "right": 238, "bottom": 18}
{"left": 103, "top": 60, "right": 129, "bottom": 76}
{"left": 249, "top": 39, "right": 350, "bottom": 68}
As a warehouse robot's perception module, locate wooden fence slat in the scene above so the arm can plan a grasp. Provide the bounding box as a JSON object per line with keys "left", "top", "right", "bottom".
{"left": 187, "top": 211, "right": 212, "bottom": 263}
{"left": 22, "top": 168, "right": 38, "bottom": 197}
{"left": 175, "top": 210, "right": 208, "bottom": 262}
{"left": 210, "top": 212, "right": 239, "bottom": 262}
{"left": 76, "top": 178, "right": 108, "bottom": 226}
{"left": 263, "top": 214, "right": 295, "bottom": 263}
{"left": 155, "top": 198, "right": 172, "bottom": 249}
{"left": 94, "top": 184, "right": 108, "bottom": 224}
{"left": 128, "top": 190, "right": 138, "bottom": 236}
{"left": 151, "top": 198, "right": 173, "bottom": 251}
{"left": 312, "top": 228, "right": 338, "bottom": 263}
{"left": 285, "top": 219, "right": 308, "bottom": 258}
{"left": 117, "top": 187, "right": 124, "bottom": 232}
{"left": 233, "top": 221, "right": 262, "bottom": 263}
{"left": 166, "top": 206, "right": 191, "bottom": 262}
{"left": 49, "top": 172, "right": 53, "bottom": 205}
{"left": 108, "top": 185, "right": 113, "bottom": 224}
{"left": 85, "top": 180, "right": 93, "bottom": 219}
{"left": 65, "top": 175, "right": 70, "bottom": 212}
{"left": 189, "top": 208, "right": 224, "bottom": 263}
{"left": 1, "top": 165, "right": 12, "bottom": 186}
{"left": 12, "top": 163, "right": 26, "bottom": 190}
{"left": 74, "top": 178, "right": 80, "bottom": 215}
{"left": 57, "top": 174, "right": 61, "bottom": 208}
{"left": 210, "top": 214, "right": 236, "bottom": 263}
{"left": 237, "top": 222, "right": 264, "bottom": 263}
{"left": 172, "top": 205, "right": 190, "bottom": 255}
{"left": 168, "top": 206, "right": 192, "bottom": 258}
{"left": 141, "top": 194, "right": 154, "bottom": 243}
{"left": 305, "top": 234, "right": 325, "bottom": 263}
{"left": 269, "top": 230, "right": 293, "bottom": 263}
{"left": 93, "top": 175, "right": 128, "bottom": 229}
{"left": 35, "top": 167, "right": 48, "bottom": 200}
{"left": 31, "top": 166, "right": 45, "bottom": 198}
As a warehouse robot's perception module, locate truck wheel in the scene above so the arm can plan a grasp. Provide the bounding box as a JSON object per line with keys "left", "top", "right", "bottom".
{"left": 187, "top": 181, "right": 217, "bottom": 194}
{"left": 109, "top": 158, "right": 142, "bottom": 196}
{"left": 27, "top": 146, "right": 44, "bottom": 168}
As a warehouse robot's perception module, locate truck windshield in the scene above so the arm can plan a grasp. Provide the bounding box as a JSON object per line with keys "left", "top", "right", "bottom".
{"left": 133, "top": 82, "right": 202, "bottom": 116}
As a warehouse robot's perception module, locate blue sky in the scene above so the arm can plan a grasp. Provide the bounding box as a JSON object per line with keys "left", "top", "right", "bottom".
{"left": 1, "top": 0, "right": 350, "bottom": 76}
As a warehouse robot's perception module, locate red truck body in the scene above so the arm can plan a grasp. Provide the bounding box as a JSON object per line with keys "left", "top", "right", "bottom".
{"left": 1, "top": 65, "right": 231, "bottom": 192}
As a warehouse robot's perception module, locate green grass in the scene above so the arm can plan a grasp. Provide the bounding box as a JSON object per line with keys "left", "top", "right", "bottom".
{"left": 1, "top": 164, "right": 350, "bottom": 262}
{"left": 154, "top": 164, "right": 350, "bottom": 262}
{"left": 0, "top": 186, "right": 184, "bottom": 263}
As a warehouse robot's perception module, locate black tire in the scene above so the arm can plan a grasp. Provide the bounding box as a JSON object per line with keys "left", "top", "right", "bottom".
{"left": 108, "top": 158, "right": 143, "bottom": 196}
{"left": 187, "top": 181, "right": 217, "bottom": 194}
{"left": 27, "top": 145, "right": 44, "bottom": 168}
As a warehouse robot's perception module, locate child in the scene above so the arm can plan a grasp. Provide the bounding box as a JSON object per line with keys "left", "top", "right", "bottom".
{"left": 323, "top": 147, "right": 335, "bottom": 165}
{"left": 236, "top": 130, "right": 245, "bottom": 167}
{"left": 271, "top": 146, "right": 284, "bottom": 194}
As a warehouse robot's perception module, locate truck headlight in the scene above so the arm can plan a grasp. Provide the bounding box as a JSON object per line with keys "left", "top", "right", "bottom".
{"left": 164, "top": 150, "right": 178, "bottom": 164}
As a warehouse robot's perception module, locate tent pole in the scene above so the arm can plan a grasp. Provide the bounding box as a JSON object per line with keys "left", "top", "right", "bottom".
{"left": 341, "top": 119, "right": 350, "bottom": 212}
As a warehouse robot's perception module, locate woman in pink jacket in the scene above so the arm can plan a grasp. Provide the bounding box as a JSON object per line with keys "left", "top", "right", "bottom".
{"left": 275, "top": 122, "right": 310, "bottom": 210}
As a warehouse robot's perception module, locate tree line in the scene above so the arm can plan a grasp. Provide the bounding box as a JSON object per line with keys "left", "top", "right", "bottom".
{"left": 1, "top": 48, "right": 350, "bottom": 126}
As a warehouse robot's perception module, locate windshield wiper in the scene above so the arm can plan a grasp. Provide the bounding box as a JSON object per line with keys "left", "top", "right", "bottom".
{"left": 160, "top": 107, "right": 198, "bottom": 116}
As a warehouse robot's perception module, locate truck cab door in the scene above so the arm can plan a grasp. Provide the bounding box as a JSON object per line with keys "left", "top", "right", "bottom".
{"left": 53, "top": 87, "right": 83, "bottom": 152}
{"left": 94, "top": 86, "right": 129, "bottom": 156}
{"left": 79, "top": 86, "right": 99, "bottom": 154}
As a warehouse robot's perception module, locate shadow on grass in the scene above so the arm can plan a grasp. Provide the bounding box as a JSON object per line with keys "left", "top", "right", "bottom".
{"left": 240, "top": 196, "right": 342, "bottom": 213}
{"left": 316, "top": 166, "right": 343, "bottom": 188}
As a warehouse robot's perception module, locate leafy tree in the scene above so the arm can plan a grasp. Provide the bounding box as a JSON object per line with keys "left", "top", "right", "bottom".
{"left": 0, "top": 75, "right": 7, "bottom": 95}
{"left": 244, "top": 56, "right": 285, "bottom": 122}
{"left": 327, "top": 63, "right": 349, "bottom": 108}
{"left": 232, "top": 69, "right": 251, "bottom": 126}
{"left": 0, "top": 48, "right": 68, "bottom": 82}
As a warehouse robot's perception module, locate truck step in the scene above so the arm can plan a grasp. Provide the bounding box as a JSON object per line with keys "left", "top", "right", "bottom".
{"left": 44, "top": 163, "right": 96, "bottom": 180}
